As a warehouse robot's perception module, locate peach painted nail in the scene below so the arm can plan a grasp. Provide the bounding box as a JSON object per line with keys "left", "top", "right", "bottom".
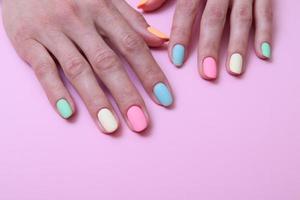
{"left": 203, "top": 57, "right": 217, "bottom": 79}
{"left": 137, "top": 0, "right": 148, "bottom": 9}
{"left": 147, "top": 27, "right": 169, "bottom": 41}
{"left": 127, "top": 106, "right": 148, "bottom": 132}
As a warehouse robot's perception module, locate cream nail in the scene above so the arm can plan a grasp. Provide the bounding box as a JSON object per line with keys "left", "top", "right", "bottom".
{"left": 229, "top": 53, "right": 243, "bottom": 74}
{"left": 97, "top": 108, "right": 118, "bottom": 133}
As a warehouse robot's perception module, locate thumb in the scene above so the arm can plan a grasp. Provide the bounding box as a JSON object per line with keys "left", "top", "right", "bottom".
{"left": 137, "top": 0, "right": 168, "bottom": 12}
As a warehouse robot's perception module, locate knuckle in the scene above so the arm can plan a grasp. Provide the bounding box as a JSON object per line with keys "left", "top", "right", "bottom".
{"left": 64, "top": 57, "right": 87, "bottom": 80}
{"left": 203, "top": 5, "right": 226, "bottom": 25}
{"left": 34, "top": 60, "right": 55, "bottom": 78}
{"left": 235, "top": 5, "right": 253, "bottom": 24}
{"left": 177, "top": 0, "right": 199, "bottom": 15}
{"left": 260, "top": 7, "right": 273, "bottom": 21}
{"left": 12, "top": 25, "right": 33, "bottom": 47}
{"left": 53, "top": 1, "right": 78, "bottom": 22}
{"left": 120, "top": 33, "right": 145, "bottom": 52}
{"left": 92, "top": 50, "right": 119, "bottom": 73}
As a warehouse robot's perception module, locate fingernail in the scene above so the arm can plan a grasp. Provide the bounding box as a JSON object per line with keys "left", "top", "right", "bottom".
{"left": 172, "top": 44, "right": 185, "bottom": 67}
{"left": 153, "top": 82, "right": 173, "bottom": 107}
{"left": 137, "top": 0, "right": 148, "bottom": 9}
{"left": 147, "top": 26, "right": 169, "bottom": 41}
{"left": 127, "top": 106, "right": 148, "bottom": 132}
{"left": 229, "top": 53, "right": 243, "bottom": 75}
{"left": 261, "top": 42, "right": 272, "bottom": 59}
{"left": 97, "top": 108, "right": 119, "bottom": 133}
{"left": 203, "top": 57, "right": 217, "bottom": 79}
{"left": 56, "top": 98, "right": 73, "bottom": 119}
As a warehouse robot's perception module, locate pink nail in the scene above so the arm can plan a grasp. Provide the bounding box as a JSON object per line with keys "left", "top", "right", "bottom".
{"left": 127, "top": 106, "right": 148, "bottom": 132}
{"left": 203, "top": 57, "right": 217, "bottom": 79}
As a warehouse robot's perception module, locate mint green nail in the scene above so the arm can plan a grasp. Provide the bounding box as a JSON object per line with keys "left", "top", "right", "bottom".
{"left": 172, "top": 44, "right": 185, "bottom": 67}
{"left": 56, "top": 99, "right": 73, "bottom": 119}
{"left": 261, "top": 42, "right": 271, "bottom": 58}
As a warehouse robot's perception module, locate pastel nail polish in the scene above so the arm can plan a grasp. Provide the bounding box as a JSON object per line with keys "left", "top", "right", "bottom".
{"left": 127, "top": 106, "right": 148, "bottom": 132}
{"left": 203, "top": 57, "right": 217, "bottom": 79}
{"left": 153, "top": 82, "right": 173, "bottom": 107}
{"left": 56, "top": 98, "right": 73, "bottom": 119}
{"left": 261, "top": 42, "right": 272, "bottom": 58}
{"left": 172, "top": 44, "right": 185, "bottom": 67}
{"left": 97, "top": 108, "right": 118, "bottom": 133}
{"left": 229, "top": 53, "right": 243, "bottom": 74}
{"left": 137, "top": 0, "right": 148, "bottom": 9}
{"left": 147, "top": 27, "right": 169, "bottom": 41}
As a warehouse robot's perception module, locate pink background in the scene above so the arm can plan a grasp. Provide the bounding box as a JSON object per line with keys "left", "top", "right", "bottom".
{"left": 0, "top": 0, "right": 299, "bottom": 199}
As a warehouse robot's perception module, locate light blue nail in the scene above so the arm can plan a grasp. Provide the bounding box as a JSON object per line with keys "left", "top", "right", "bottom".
{"left": 153, "top": 82, "right": 173, "bottom": 107}
{"left": 172, "top": 44, "right": 185, "bottom": 67}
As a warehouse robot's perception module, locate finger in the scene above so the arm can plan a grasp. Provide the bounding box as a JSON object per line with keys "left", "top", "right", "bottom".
{"left": 198, "top": 0, "right": 229, "bottom": 80}
{"left": 18, "top": 39, "right": 75, "bottom": 119}
{"left": 65, "top": 27, "right": 149, "bottom": 133}
{"left": 170, "top": 0, "right": 202, "bottom": 67}
{"left": 254, "top": 0, "right": 272, "bottom": 60}
{"left": 112, "top": 0, "right": 169, "bottom": 47}
{"left": 227, "top": 0, "right": 253, "bottom": 76}
{"left": 95, "top": 6, "right": 174, "bottom": 108}
{"left": 137, "top": 0, "right": 167, "bottom": 12}
{"left": 37, "top": 32, "right": 119, "bottom": 134}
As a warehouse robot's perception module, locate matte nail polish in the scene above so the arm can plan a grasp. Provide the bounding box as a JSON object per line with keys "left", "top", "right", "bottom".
{"left": 147, "top": 27, "right": 169, "bottom": 41}
{"left": 203, "top": 57, "right": 217, "bottom": 79}
{"left": 97, "top": 108, "right": 118, "bottom": 133}
{"left": 261, "top": 42, "right": 272, "bottom": 58}
{"left": 137, "top": 0, "right": 148, "bottom": 9}
{"left": 172, "top": 44, "right": 185, "bottom": 67}
{"left": 127, "top": 106, "right": 148, "bottom": 132}
{"left": 56, "top": 98, "right": 73, "bottom": 119}
{"left": 153, "top": 82, "right": 173, "bottom": 107}
{"left": 229, "top": 53, "right": 243, "bottom": 74}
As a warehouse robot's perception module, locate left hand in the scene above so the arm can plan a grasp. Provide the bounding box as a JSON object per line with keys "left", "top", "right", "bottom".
{"left": 137, "top": 0, "right": 273, "bottom": 80}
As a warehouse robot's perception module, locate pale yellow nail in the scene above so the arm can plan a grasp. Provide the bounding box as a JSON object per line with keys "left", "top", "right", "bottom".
{"left": 229, "top": 53, "right": 243, "bottom": 74}
{"left": 147, "top": 26, "right": 169, "bottom": 41}
{"left": 137, "top": 0, "right": 148, "bottom": 9}
{"left": 97, "top": 108, "right": 118, "bottom": 133}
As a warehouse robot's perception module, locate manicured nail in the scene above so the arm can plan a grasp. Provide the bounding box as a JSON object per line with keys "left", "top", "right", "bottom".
{"left": 202, "top": 57, "right": 217, "bottom": 79}
{"left": 147, "top": 26, "right": 169, "bottom": 41}
{"left": 153, "top": 82, "right": 173, "bottom": 107}
{"left": 137, "top": 0, "right": 148, "bottom": 9}
{"left": 97, "top": 108, "right": 119, "bottom": 133}
{"left": 127, "top": 106, "right": 148, "bottom": 132}
{"left": 261, "top": 42, "right": 272, "bottom": 59}
{"left": 56, "top": 98, "right": 73, "bottom": 119}
{"left": 172, "top": 44, "right": 185, "bottom": 67}
{"left": 229, "top": 53, "right": 243, "bottom": 75}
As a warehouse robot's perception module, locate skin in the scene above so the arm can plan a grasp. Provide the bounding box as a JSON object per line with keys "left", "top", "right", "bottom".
{"left": 138, "top": 0, "right": 273, "bottom": 79}
{"left": 2, "top": 0, "right": 173, "bottom": 133}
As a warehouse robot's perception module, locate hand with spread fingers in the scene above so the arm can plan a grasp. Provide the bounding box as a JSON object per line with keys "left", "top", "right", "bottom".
{"left": 2, "top": 0, "right": 174, "bottom": 134}
{"left": 138, "top": 0, "right": 272, "bottom": 79}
